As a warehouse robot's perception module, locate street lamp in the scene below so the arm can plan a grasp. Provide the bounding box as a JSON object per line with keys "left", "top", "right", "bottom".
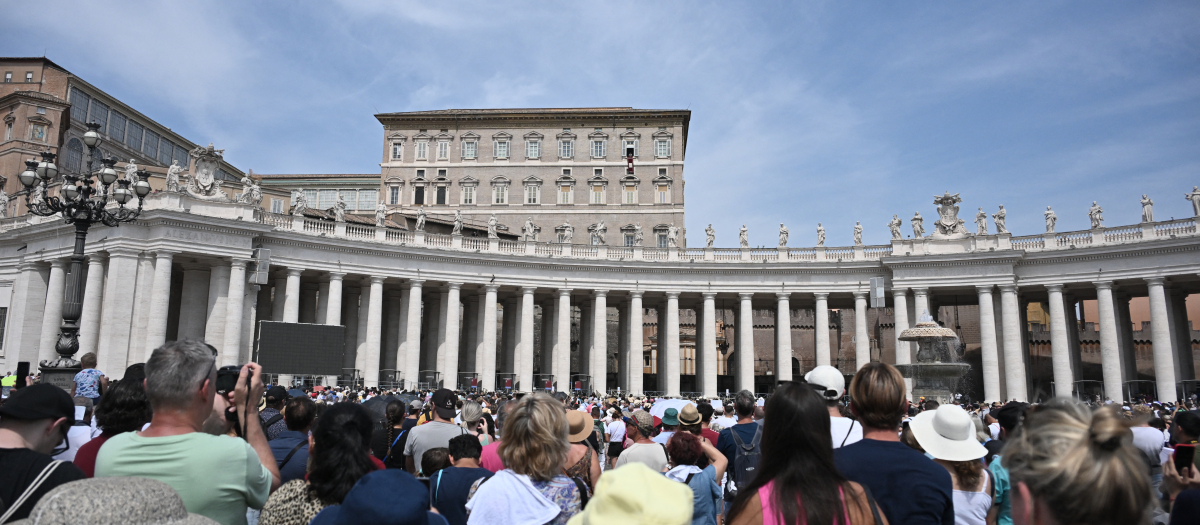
{"left": 19, "top": 121, "right": 151, "bottom": 375}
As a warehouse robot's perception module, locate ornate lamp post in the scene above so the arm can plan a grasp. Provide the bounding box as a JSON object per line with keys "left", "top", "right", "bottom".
{"left": 18, "top": 121, "right": 151, "bottom": 379}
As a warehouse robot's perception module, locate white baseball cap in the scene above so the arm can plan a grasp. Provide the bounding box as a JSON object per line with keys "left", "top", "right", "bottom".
{"left": 804, "top": 365, "right": 845, "bottom": 400}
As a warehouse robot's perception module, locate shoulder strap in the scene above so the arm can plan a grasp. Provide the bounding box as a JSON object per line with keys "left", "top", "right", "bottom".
{"left": 571, "top": 476, "right": 590, "bottom": 509}
{"left": 0, "top": 460, "right": 64, "bottom": 524}
{"left": 858, "top": 483, "right": 884, "bottom": 525}
{"left": 277, "top": 440, "right": 308, "bottom": 470}
{"left": 840, "top": 420, "right": 857, "bottom": 447}
{"left": 985, "top": 468, "right": 995, "bottom": 500}
{"left": 684, "top": 472, "right": 696, "bottom": 485}
{"left": 263, "top": 413, "right": 284, "bottom": 429}
{"left": 749, "top": 423, "right": 763, "bottom": 448}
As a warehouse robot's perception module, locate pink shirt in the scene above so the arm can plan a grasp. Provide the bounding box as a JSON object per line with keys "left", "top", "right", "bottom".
{"left": 480, "top": 441, "right": 504, "bottom": 473}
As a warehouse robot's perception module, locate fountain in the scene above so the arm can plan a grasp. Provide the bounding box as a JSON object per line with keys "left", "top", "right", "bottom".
{"left": 894, "top": 313, "right": 970, "bottom": 404}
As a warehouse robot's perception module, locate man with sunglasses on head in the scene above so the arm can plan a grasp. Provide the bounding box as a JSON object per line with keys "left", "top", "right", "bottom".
{"left": 0, "top": 383, "right": 86, "bottom": 521}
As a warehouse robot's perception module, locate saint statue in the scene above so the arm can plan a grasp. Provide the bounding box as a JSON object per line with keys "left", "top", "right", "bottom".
{"left": 29, "top": 181, "right": 45, "bottom": 207}
{"left": 667, "top": 224, "right": 679, "bottom": 248}
{"left": 523, "top": 217, "right": 537, "bottom": 242}
{"left": 561, "top": 221, "right": 573, "bottom": 243}
{"left": 1186, "top": 186, "right": 1200, "bottom": 217}
{"left": 993, "top": 205, "right": 1008, "bottom": 234}
{"left": 376, "top": 203, "right": 388, "bottom": 228}
{"left": 164, "top": 160, "right": 183, "bottom": 192}
{"left": 1088, "top": 201, "right": 1104, "bottom": 229}
{"left": 739, "top": 225, "right": 749, "bottom": 249}
{"left": 333, "top": 195, "right": 347, "bottom": 222}
{"left": 778, "top": 223, "right": 789, "bottom": 247}
{"left": 452, "top": 210, "right": 463, "bottom": 235}
{"left": 887, "top": 215, "right": 902, "bottom": 240}
{"left": 124, "top": 159, "right": 138, "bottom": 182}
{"left": 853, "top": 222, "right": 863, "bottom": 246}
{"left": 816, "top": 223, "right": 825, "bottom": 247}
{"left": 912, "top": 212, "right": 925, "bottom": 238}
{"left": 1140, "top": 195, "right": 1153, "bottom": 223}
{"left": 591, "top": 221, "right": 607, "bottom": 245}
{"left": 237, "top": 174, "right": 262, "bottom": 206}
{"left": 933, "top": 192, "right": 969, "bottom": 237}
{"left": 415, "top": 207, "right": 427, "bottom": 232}
{"left": 634, "top": 224, "right": 644, "bottom": 246}
{"left": 292, "top": 190, "right": 308, "bottom": 216}
{"left": 487, "top": 214, "right": 498, "bottom": 239}
{"left": 0, "top": 188, "right": 8, "bottom": 218}
{"left": 705, "top": 224, "right": 715, "bottom": 248}
{"left": 1044, "top": 206, "right": 1057, "bottom": 233}
{"left": 975, "top": 207, "right": 988, "bottom": 235}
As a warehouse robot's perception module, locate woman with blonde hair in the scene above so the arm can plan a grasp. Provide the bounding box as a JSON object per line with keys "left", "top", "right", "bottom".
{"left": 1001, "top": 400, "right": 1153, "bottom": 525}
{"left": 465, "top": 392, "right": 583, "bottom": 524}
{"left": 460, "top": 400, "right": 491, "bottom": 446}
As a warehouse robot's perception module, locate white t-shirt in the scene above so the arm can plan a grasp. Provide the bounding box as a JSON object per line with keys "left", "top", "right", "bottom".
{"left": 607, "top": 420, "right": 626, "bottom": 442}
{"left": 711, "top": 416, "right": 737, "bottom": 430}
{"left": 989, "top": 422, "right": 1001, "bottom": 441}
{"left": 830, "top": 417, "right": 862, "bottom": 448}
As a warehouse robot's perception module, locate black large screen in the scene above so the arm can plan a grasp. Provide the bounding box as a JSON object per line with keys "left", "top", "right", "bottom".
{"left": 256, "top": 321, "right": 345, "bottom": 376}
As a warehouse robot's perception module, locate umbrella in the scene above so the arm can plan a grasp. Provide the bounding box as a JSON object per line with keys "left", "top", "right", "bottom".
{"left": 649, "top": 399, "right": 695, "bottom": 419}
{"left": 361, "top": 395, "right": 397, "bottom": 424}
{"left": 287, "top": 389, "right": 305, "bottom": 398}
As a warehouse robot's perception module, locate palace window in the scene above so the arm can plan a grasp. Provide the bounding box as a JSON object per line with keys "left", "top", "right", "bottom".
{"left": 436, "top": 186, "right": 447, "bottom": 205}
{"left": 25, "top": 72, "right": 33, "bottom": 82}
{"left": 624, "top": 233, "right": 635, "bottom": 247}
{"left": 358, "top": 190, "right": 378, "bottom": 210}
{"left": 4, "top": 121, "right": 11, "bottom": 141}
{"left": 108, "top": 111, "right": 126, "bottom": 143}
{"left": 592, "top": 186, "right": 605, "bottom": 204}
{"left": 303, "top": 189, "right": 318, "bottom": 205}
{"left": 389, "top": 186, "right": 400, "bottom": 204}
{"left": 462, "top": 141, "right": 477, "bottom": 159}
{"left": 525, "top": 140, "right": 540, "bottom": 159}
{"left": 339, "top": 189, "right": 357, "bottom": 210}
{"left": 623, "top": 139, "right": 637, "bottom": 157}
{"left": 416, "top": 141, "right": 428, "bottom": 160}
{"left": 591, "top": 140, "right": 605, "bottom": 158}
{"left": 655, "top": 139, "right": 671, "bottom": 158}
{"left": 657, "top": 233, "right": 669, "bottom": 248}
{"left": 391, "top": 142, "right": 403, "bottom": 160}
{"left": 559, "top": 140, "right": 573, "bottom": 158}
{"left": 415, "top": 169, "right": 426, "bottom": 179}
{"left": 462, "top": 186, "right": 476, "bottom": 204}
{"left": 414, "top": 186, "right": 425, "bottom": 205}
{"left": 158, "top": 139, "right": 174, "bottom": 166}
{"left": 141, "top": 130, "right": 159, "bottom": 159}
{"left": 525, "top": 185, "right": 540, "bottom": 204}
{"left": 88, "top": 100, "right": 109, "bottom": 134}
{"left": 125, "top": 120, "right": 143, "bottom": 151}
{"left": 559, "top": 185, "right": 572, "bottom": 204}
{"left": 62, "top": 139, "right": 83, "bottom": 173}
{"left": 437, "top": 141, "right": 449, "bottom": 160}
{"left": 2, "top": 72, "right": 10, "bottom": 82}
{"left": 493, "top": 185, "right": 508, "bottom": 204}
{"left": 657, "top": 184, "right": 670, "bottom": 203}
{"left": 271, "top": 199, "right": 283, "bottom": 214}
{"left": 69, "top": 89, "right": 90, "bottom": 122}
{"left": 494, "top": 140, "right": 509, "bottom": 159}
{"left": 319, "top": 189, "right": 337, "bottom": 209}
{"left": 624, "top": 187, "right": 637, "bottom": 204}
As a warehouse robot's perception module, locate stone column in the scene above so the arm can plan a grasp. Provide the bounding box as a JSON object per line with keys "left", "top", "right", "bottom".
{"left": 441, "top": 283, "right": 462, "bottom": 389}
{"left": 271, "top": 276, "right": 287, "bottom": 321}
{"left": 395, "top": 285, "right": 410, "bottom": 378}
{"left": 976, "top": 286, "right": 1002, "bottom": 402}
{"left": 1145, "top": 278, "right": 1178, "bottom": 403}
{"left": 37, "top": 260, "right": 68, "bottom": 364}
{"left": 998, "top": 284, "right": 1028, "bottom": 402}
{"left": 699, "top": 293, "right": 718, "bottom": 398}
{"left": 1045, "top": 285, "right": 1074, "bottom": 398}
{"left": 617, "top": 300, "right": 629, "bottom": 393}
{"left": 175, "top": 263, "right": 209, "bottom": 341}
{"left": 78, "top": 255, "right": 107, "bottom": 355}
{"left": 325, "top": 273, "right": 344, "bottom": 325}
{"left": 518, "top": 287, "right": 536, "bottom": 391}
{"left": 554, "top": 289, "right": 572, "bottom": 392}
{"left": 299, "top": 283, "right": 318, "bottom": 324}
{"left": 775, "top": 293, "right": 793, "bottom": 382}
{"left": 1094, "top": 281, "right": 1123, "bottom": 402}
{"left": 362, "top": 276, "right": 385, "bottom": 387}
{"left": 7, "top": 262, "right": 48, "bottom": 365}
{"left": 144, "top": 251, "right": 175, "bottom": 360}
{"left": 282, "top": 269, "right": 302, "bottom": 323}
{"left": 627, "top": 292, "right": 644, "bottom": 395}
{"left": 656, "top": 304, "right": 667, "bottom": 388}
{"left": 591, "top": 291, "right": 607, "bottom": 395}
{"left": 663, "top": 291, "right": 681, "bottom": 396}
{"left": 204, "top": 262, "right": 232, "bottom": 347}
{"left": 853, "top": 292, "right": 869, "bottom": 371}
{"left": 126, "top": 254, "right": 155, "bottom": 364}
{"left": 403, "top": 280, "right": 424, "bottom": 388}
{"left": 892, "top": 288, "right": 910, "bottom": 367}
{"left": 462, "top": 295, "right": 479, "bottom": 378}
{"left": 219, "top": 258, "right": 249, "bottom": 366}
{"left": 342, "top": 287, "right": 360, "bottom": 376}
{"left": 98, "top": 249, "right": 141, "bottom": 374}
{"left": 814, "top": 293, "right": 830, "bottom": 367}
{"left": 913, "top": 288, "right": 930, "bottom": 320}
{"left": 355, "top": 279, "right": 372, "bottom": 373}
{"left": 240, "top": 284, "right": 259, "bottom": 363}
{"left": 316, "top": 282, "right": 330, "bottom": 325}
{"left": 579, "top": 303, "right": 592, "bottom": 384}
{"left": 383, "top": 291, "right": 402, "bottom": 380}
{"left": 737, "top": 292, "right": 755, "bottom": 392}
{"left": 502, "top": 298, "right": 517, "bottom": 375}
{"left": 480, "top": 285, "right": 499, "bottom": 391}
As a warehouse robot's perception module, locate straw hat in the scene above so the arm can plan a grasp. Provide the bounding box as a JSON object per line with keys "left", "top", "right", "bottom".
{"left": 567, "top": 409, "right": 595, "bottom": 443}
{"left": 909, "top": 405, "right": 988, "bottom": 461}
{"left": 678, "top": 404, "right": 701, "bottom": 426}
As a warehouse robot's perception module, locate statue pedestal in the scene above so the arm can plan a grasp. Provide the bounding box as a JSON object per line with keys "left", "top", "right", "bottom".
{"left": 40, "top": 366, "right": 81, "bottom": 392}
{"left": 451, "top": 234, "right": 462, "bottom": 249}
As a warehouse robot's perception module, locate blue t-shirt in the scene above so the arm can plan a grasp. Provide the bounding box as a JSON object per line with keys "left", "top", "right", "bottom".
{"left": 686, "top": 465, "right": 721, "bottom": 525}
{"left": 432, "top": 466, "right": 493, "bottom": 525}
{"left": 268, "top": 430, "right": 310, "bottom": 485}
{"left": 73, "top": 368, "right": 102, "bottom": 398}
{"left": 715, "top": 422, "right": 759, "bottom": 466}
{"left": 834, "top": 439, "right": 954, "bottom": 525}
{"left": 989, "top": 455, "right": 1012, "bottom": 525}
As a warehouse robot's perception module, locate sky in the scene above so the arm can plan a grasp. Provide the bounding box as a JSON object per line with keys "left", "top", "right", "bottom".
{"left": 3, "top": 1, "right": 1198, "bottom": 247}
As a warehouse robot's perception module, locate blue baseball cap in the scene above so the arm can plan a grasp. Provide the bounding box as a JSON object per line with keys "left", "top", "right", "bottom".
{"left": 310, "top": 470, "right": 447, "bottom": 525}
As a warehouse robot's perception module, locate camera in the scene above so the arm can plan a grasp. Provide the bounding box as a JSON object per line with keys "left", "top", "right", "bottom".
{"left": 216, "top": 365, "right": 248, "bottom": 395}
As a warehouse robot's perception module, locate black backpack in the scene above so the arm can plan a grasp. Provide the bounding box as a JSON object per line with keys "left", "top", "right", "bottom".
{"left": 724, "top": 424, "right": 762, "bottom": 499}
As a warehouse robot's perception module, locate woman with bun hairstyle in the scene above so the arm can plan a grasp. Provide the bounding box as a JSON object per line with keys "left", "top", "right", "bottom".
{"left": 1001, "top": 400, "right": 1153, "bottom": 525}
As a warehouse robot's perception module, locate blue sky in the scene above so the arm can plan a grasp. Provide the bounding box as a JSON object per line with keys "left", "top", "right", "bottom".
{"left": 3, "top": 1, "right": 1197, "bottom": 247}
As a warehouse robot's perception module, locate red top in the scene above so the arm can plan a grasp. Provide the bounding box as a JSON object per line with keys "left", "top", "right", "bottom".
{"left": 701, "top": 428, "right": 720, "bottom": 445}
{"left": 73, "top": 431, "right": 117, "bottom": 477}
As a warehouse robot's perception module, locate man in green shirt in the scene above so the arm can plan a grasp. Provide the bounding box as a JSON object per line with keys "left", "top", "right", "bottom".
{"left": 96, "top": 340, "right": 280, "bottom": 525}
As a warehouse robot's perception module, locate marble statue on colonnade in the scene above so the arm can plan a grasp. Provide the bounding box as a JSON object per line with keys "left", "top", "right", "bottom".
{"left": 560, "top": 221, "right": 572, "bottom": 243}
{"left": 887, "top": 215, "right": 902, "bottom": 240}
{"left": 185, "top": 143, "right": 227, "bottom": 201}
{"left": 1141, "top": 195, "right": 1154, "bottom": 223}
{"left": 1089, "top": 201, "right": 1104, "bottom": 229}
{"left": 993, "top": 205, "right": 1008, "bottom": 234}
{"left": 237, "top": 172, "right": 262, "bottom": 206}
{"left": 739, "top": 225, "right": 749, "bottom": 249}
{"left": 0, "top": 187, "right": 8, "bottom": 218}
{"left": 912, "top": 212, "right": 924, "bottom": 238}
{"left": 452, "top": 210, "right": 462, "bottom": 234}
{"left": 415, "top": 208, "right": 426, "bottom": 232}
{"left": 705, "top": 224, "right": 715, "bottom": 248}
{"left": 1045, "top": 206, "right": 1057, "bottom": 233}
{"left": 975, "top": 207, "right": 988, "bottom": 235}
{"left": 487, "top": 215, "right": 498, "bottom": 238}
{"left": 634, "top": 224, "right": 643, "bottom": 246}
{"left": 333, "top": 195, "right": 347, "bottom": 222}
{"left": 667, "top": 225, "right": 679, "bottom": 247}
{"left": 1186, "top": 186, "right": 1200, "bottom": 216}
{"left": 522, "top": 217, "right": 537, "bottom": 242}
{"left": 590, "top": 221, "right": 607, "bottom": 245}
{"left": 165, "top": 161, "right": 182, "bottom": 192}
{"left": 377, "top": 204, "right": 389, "bottom": 228}
{"left": 124, "top": 159, "right": 138, "bottom": 182}
{"left": 779, "top": 223, "right": 789, "bottom": 247}
{"left": 853, "top": 222, "right": 863, "bottom": 245}
{"left": 291, "top": 190, "right": 308, "bottom": 215}
{"left": 816, "top": 223, "right": 825, "bottom": 246}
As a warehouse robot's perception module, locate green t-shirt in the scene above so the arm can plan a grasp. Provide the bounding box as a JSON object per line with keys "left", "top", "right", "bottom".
{"left": 95, "top": 432, "right": 271, "bottom": 525}
{"left": 989, "top": 455, "right": 1012, "bottom": 525}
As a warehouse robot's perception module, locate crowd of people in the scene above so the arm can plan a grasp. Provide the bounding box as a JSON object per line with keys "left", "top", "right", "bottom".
{"left": 1, "top": 341, "right": 1199, "bottom": 525}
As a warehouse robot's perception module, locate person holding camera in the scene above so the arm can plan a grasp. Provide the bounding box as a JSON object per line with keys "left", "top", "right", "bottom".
{"left": 95, "top": 340, "right": 282, "bottom": 525}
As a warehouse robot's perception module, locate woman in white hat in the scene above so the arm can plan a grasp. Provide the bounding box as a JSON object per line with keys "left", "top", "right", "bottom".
{"left": 908, "top": 404, "right": 993, "bottom": 525}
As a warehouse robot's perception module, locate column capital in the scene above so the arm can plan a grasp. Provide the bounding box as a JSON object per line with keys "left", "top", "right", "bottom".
{"left": 911, "top": 287, "right": 929, "bottom": 295}
{"left": 665, "top": 291, "right": 681, "bottom": 299}
{"left": 997, "top": 283, "right": 1019, "bottom": 294}
{"left": 484, "top": 283, "right": 501, "bottom": 292}
{"left": 776, "top": 292, "right": 791, "bottom": 300}
{"left": 738, "top": 292, "right": 754, "bottom": 300}
{"left": 557, "top": 288, "right": 573, "bottom": 297}
{"left": 629, "top": 291, "right": 644, "bottom": 299}
{"left": 286, "top": 268, "right": 304, "bottom": 277}
{"left": 701, "top": 292, "right": 717, "bottom": 299}
{"left": 1144, "top": 277, "right": 1166, "bottom": 286}
{"left": 15, "top": 260, "right": 43, "bottom": 271}
{"left": 975, "top": 285, "right": 995, "bottom": 294}
{"left": 229, "top": 257, "right": 252, "bottom": 267}
{"left": 520, "top": 286, "right": 537, "bottom": 294}
{"left": 50, "top": 258, "right": 68, "bottom": 269}
{"left": 406, "top": 279, "right": 425, "bottom": 288}
{"left": 443, "top": 282, "right": 463, "bottom": 292}
{"left": 813, "top": 292, "right": 829, "bottom": 300}
{"left": 106, "top": 247, "right": 142, "bottom": 259}
{"left": 852, "top": 291, "right": 867, "bottom": 299}
{"left": 1094, "top": 280, "right": 1114, "bottom": 290}
{"left": 592, "top": 290, "right": 607, "bottom": 298}
{"left": 327, "top": 272, "right": 346, "bottom": 280}
{"left": 1045, "top": 284, "right": 1064, "bottom": 293}
{"left": 370, "top": 276, "right": 385, "bottom": 285}
{"left": 154, "top": 250, "right": 177, "bottom": 260}
{"left": 892, "top": 287, "right": 908, "bottom": 297}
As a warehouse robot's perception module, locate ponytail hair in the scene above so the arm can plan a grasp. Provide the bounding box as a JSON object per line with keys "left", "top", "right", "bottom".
{"left": 1001, "top": 400, "right": 1152, "bottom": 525}
{"left": 308, "top": 402, "right": 376, "bottom": 504}
{"left": 384, "top": 400, "right": 405, "bottom": 457}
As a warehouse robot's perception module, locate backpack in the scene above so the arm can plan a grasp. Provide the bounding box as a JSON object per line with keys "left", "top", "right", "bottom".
{"left": 724, "top": 424, "right": 762, "bottom": 499}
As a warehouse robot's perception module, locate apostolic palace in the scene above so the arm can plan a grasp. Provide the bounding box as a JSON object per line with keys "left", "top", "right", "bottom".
{"left": 2, "top": 57, "right": 1199, "bottom": 404}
